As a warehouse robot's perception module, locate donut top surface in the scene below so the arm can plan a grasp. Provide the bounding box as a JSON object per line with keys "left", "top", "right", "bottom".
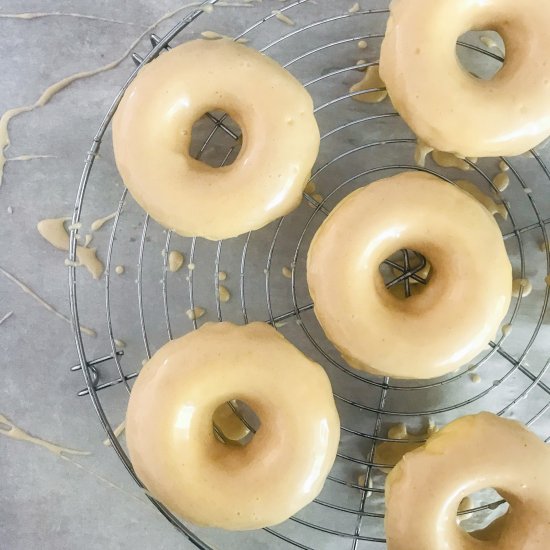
{"left": 125, "top": 322, "right": 340, "bottom": 530}
{"left": 380, "top": 0, "right": 550, "bottom": 157}
{"left": 113, "top": 39, "right": 320, "bottom": 240}
{"left": 385, "top": 413, "right": 550, "bottom": 549}
{"left": 307, "top": 172, "right": 512, "bottom": 379}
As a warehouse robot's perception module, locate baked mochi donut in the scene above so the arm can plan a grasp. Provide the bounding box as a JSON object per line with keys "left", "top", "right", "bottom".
{"left": 307, "top": 172, "right": 512, "bottom": 379}
{"left": 385, "top": 413, "right": 550, "bottom": 549}
{"left": 379, "top": 0, "right": 550, "bottom": 157}
{"left": 113, "top": 39, "right": 320, "bottom": 240}
{"left": 126, "top": 322, "right": 340, "bottom": 530}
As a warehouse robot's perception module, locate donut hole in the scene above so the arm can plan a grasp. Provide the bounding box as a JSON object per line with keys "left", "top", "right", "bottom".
{"left": 189, "top": 110, "right": 242, "bottom": 168}
{"left": 456, "top": 30, "right": 505, "bottom": 80}
{"left": 379, "top": 249, "right": 431, "bottom": 299}
{"left": 212, "top": 400, "right": 260, "bottom": 446}
{"left": 456, "top": 487, "right": 510, "bottom": 537}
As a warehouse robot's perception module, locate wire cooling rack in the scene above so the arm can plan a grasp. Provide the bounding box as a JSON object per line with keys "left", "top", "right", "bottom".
{"left": 68, "top": 1, "right": 550, "bottom": 548}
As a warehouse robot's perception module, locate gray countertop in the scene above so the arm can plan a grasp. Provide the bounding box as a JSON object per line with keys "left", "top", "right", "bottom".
{"left": 0, "top": 3, "right": 277, "bottom": 549}
{"left": 1, "top": 2, "right": 549, "bottom": 550}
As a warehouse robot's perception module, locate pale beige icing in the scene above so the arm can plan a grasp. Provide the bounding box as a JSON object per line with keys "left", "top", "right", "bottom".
{"left": 311, "top": 192, "right": 324, "bottom": 203}
{"left": 103, "top": 420, "right": 126, "bottom": 447}
{"left": 379, "top": 0, "right": 550, "bottom": 157}
{"left": 0, "top": 414, "right": 90, "bottom": 456}
{"left": 74, "top": 457, "right": 153, "bottom": 509}
{"left": 218, "top": 271, "right": 227, "bottom": 281}
{"left": 215, "top": 2, "right": 256, "bottom": 6}
{"left": 90, "top": 211, "right": 116, "bottom": 231}
{"left": 186, "top": 307, "right": 205, "bottom": 321}
{"left": 498, "top": 160, "right": 510, "bottom": 172}
{"left": 282, "top": 266, "right": 292, "bottom": 279}
{"left": 357, "top": 40, "right": 368, "bottom": 49}
{"left": 480, "top": 35, "right": 505, "bottom": 58}
{"left": 9, "top": 154, "right": 56, "bottom": 161}
{"left": 388, "top": 423, "right": 410, "bottom": 440}
{"left": 168, "top": 250, "right": 185, "bottom": 272}
{"left": 307, "top": 172, "right": 512, "bottom": 379}
{"left": 125, "top": 322, "right": 340, "bottom": 529}
{"left": 304, "top": 179, "right": 317, "bottom": 195}
{"left": 374, "top": 421, "right": 438, "bottom": 473}
{"left": 414, "top": 140, "right": 434, "bottom": 167}
{"left": 413, "top": 259, "right": 431, "bottom": 283}
{"left": 112, "top": 38, "right": 319, "bottom": 241}
{"left": 493, "top": 172, "right": 510, "bottom": 192}
{"left": 200, "top": 30, "right": 248, "bottom": 44}
{"left": 0, "top": 311, "right": 13, "bottom": 326}
{"left": 350, "top": 66, "right": 388, "bottom": 103}
{"left": 357, "top": 473, "right": 373, "bottom": 497}
{"left": 272, "top": 10, "right": 295, "bottom": 26}
{"left": 469, "top": 372, "right": 481, "bottom": 384}
{"left": 455, "top": 180, "right": 507, "bottom": 219}
{"left": 0, "top": 265, "right": 95, "bottom": 336}
{"left": 349, "top": 2, "right": 360, "bottom": 13}
{"left": 0, "top": 2, "right": 248, "bottom": 186}
{"left": 36, "top": 217, "right": 71, "bottom": 248}
{"left": 432, "top": 151, "right": 471, "bottom": 171}
{"left": 501, "top": 323, "right": 512, "bottom": 337}
{"left": 414, "top": 141, "right": 476, "bottom": 170}
{"left": 74, "top": 247, "right": 103, "bottom": 279}
{"left": 37, "top": 217, "right": 104, "bottom": 279}
{"left": 115, "top": 265, "right": 125, "bottom": 275}
{"left": 0, "top": 81, "right": 100, "bottom": 188}
{"left": 64, "top": 259, "right": 80, "bottom": 268}
{"left": 385, "top": 413, "right": 550, "bottom": 549}
{"left": 1, "top": 417, "right": 146, "bottom": 504}
{"left": 0, "top": 12, "right": 135, "bottom": 24}
{"left": 512, "top": 278, "right": 532, "bottom": 297}
{"left": 545, "top": 275, "right": 550, "bottom": 286}
{"left": 480, "top": 35, "right": 499, "bottom": 50}
{"left": 213, "top": 402, "right": 250, "bottom": 443}
{"left": 218, "top": 285, "right": 231, "bottom": 303}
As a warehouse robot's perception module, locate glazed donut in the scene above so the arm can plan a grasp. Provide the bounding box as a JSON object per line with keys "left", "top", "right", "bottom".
{"left": 385, "top": 413, "right": 550, "bottom": 549}
{"left": 113, "top": 39, "right": 319, "bottom": 240}
{"left": 379, "top": 0, "right": 550, "bottom": 157}
{"left": 125, "top": 322, "right": 340, "bottom": 530}
{"left": 307, "top": 172, "right": 512, "bottom": 379}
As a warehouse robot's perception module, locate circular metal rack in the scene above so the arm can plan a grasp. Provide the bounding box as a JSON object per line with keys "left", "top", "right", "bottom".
{"left": 68, "top": 1, "right": 550, "bottom": 549}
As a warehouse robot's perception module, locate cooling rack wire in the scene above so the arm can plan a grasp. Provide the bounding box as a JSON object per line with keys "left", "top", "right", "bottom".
{"left": 67, "top": 1, "right": 550, "bottom": 548}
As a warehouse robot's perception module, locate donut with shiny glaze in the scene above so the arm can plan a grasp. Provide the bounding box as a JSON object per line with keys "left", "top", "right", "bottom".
{"left": 126, "top": 321, "right": 340, "bottom": 530}
{"left": 307, "top": 172, "right": 512, "bottom": 379}
{"left": 379, "top": 0, "right": 550, "bottom": 157}
{"left": 385, "top": 413, "right": 550, "bottom": 549}
{"left": 113, "top": 39, "right": 319, "bottom": 240}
